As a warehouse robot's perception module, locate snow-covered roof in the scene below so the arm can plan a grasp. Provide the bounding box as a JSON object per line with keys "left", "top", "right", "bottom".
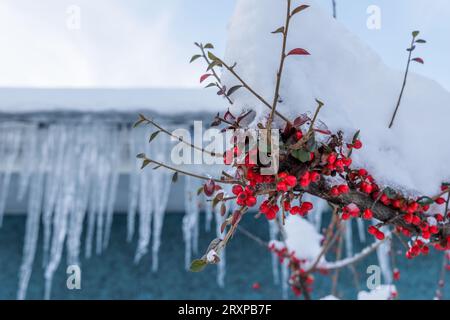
{"left": 0, "top": 88, "right": 224, "bottom": 115}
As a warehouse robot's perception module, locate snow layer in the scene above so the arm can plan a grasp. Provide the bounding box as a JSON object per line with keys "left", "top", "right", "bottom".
{"left": 358, "top": 285, "right": 397, "bottom": 300}
{"left": 284, "top": 215, "right": 325, "bottom": 268}
{"left": 223, "top": 0, "right": 450, "bottom": 194}
{"left": 0, "top": 88, "right": 223, "bottom": 115}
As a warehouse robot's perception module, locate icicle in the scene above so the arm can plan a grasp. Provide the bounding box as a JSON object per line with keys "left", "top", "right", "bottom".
{"left": 281, "top": 260, "right": 290, "bottom": 300}
{"left": 0, "top": 124, "right": 22, "bottom": 226}
{"left": 344, "top": 220, "right": 353, "bottom": 257}
{"left": 204, "top": 193, "right": 213, "bottom": 232}
{"left": 127, "top": 128, "right": 140, "bottom": 242}
{"left": 357, "top": 219, "right": 366, "bottom": 243}
{"left": 214, "top": 202, "right": 226, "bottom": 288}
{"left": 268, "top": 220, "right": 280, "bottom": 285}
{"left": 103, "top": 127, "right": 125, "bottom": 250}
{"left": 375, "top": 225, "right": 393, "bottom": 284}
{"left": 44, "top": 127, "right": 78, "bottom": 300}
{"left": 151, "top": 136, "right": 171, "bottom": 272}
{"left": 17, "top": 125, "right": 38, "bottom": 201}
{"left": 17, "top": 128, "right": 48, "bottom": 300}
{"left": 182, "top": 176, "right": 200, "bottom": 269}
{"left": 42, "top": 126, "right": 68, "bottom": 267}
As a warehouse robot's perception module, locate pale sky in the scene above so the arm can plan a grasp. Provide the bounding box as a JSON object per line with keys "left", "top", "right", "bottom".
{"left": 0, "top": 0, "right": 448, "bottom": 90}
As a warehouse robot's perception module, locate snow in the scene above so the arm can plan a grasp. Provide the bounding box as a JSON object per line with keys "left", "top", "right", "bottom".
{"left": 282, "top": 215, "right": 325, "bottom": 269}
{"left": 0, "top": 88, "right": 223, "bottom": 115}
{"left": 358, "top": 285, "right": 397, "bottom": 300}
{"left": 223, "top": 0, "right": 450, "bottom": 195}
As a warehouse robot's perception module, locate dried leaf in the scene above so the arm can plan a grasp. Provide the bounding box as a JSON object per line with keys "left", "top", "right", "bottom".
{"left": 287, "top": 48, "right": 310, "bottom": 56}
{"left": 291, "top": 4, "right": 310, "bottom": 16}
{"left": 200, "top": 74, "right": 213, "bottom": 83}
{"left": 271, "top": 26, "right": 285, "bottom": 34}
{"left": 412, "top": 57, "right": 424, "bottom": 64}
{"left": 204, "top": 43, "right": 214, "bottom": 49}
{"left": 149, "top": 131, "right": 160, "bottom": 143}
{"left": 172, "top": 172, "right": 179, "bottom": 183}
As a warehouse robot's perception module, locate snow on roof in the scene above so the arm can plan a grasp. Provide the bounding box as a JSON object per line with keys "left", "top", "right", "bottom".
{"left": 223, "top": 0, "right": 450, "bottom": 194}
{"left": 0, "top": 88, "right": 224, "bottom": 115}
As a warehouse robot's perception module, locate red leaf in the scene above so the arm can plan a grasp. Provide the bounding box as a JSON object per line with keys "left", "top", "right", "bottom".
{"left": 314, "top": 128, "right": 332, "bottom": 135}
{"left": 287, "top": 48, "right": 310, "bottom": 56}
{"left": 200, "top": 74, "right": 212, "bottom": 83}
{"left": 412, "top": 57, "right": 424, "bottom": 64}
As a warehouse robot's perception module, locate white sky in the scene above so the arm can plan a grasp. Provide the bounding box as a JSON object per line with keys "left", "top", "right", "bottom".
{"left": 0, "top": 0, "right": 448, "bottom": 90}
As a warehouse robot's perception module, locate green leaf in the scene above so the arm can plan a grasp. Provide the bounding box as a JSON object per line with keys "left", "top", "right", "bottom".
{"left": 197, "top": 186, "right": 204, "bottom": 195}
{"left": 417, "top": 196, "right": 434, "bottom": 206}
{"left": 306, "top": 135, "right": 317, "bottom": 152}
{"left": 207, "top": 60, "right": 222, "bottom": 71}
{"left": 189, "top": 259, "right": 207, "bottom": 272}
{"left": 205, "top": 83, "right": 216, "bottom": 89}
{"left": 412, "top": 30, "right": 420, "bottom": 38}
{"left": 204, "top": 43, "right": 214, "bottom": 49}
{"left": 153, "top": 165, "right": 161, "bottom": 170}
{"left": 227, "top": 85, "right": 243, "bottom": 96}
{"left": 352, "top": 130, "right": 361, "bottom": 143}
{"left": 141, "top": 159, "right": 151, "bottom": 169}
{"left": 291, "top": 4, "right": 310, "bottom": 16}
{"left": 383, "top": 187, "right": 397, "bottom": 199}
{"left": 136, "top": 153, "right": 146, "bottom": 159}
{"left": 271, "top": 26, "right": 284, "bottom": 34}
{"left": 415, "top": 39, "right": 426, "bottom": 44}
{"left": 291, "top": 149, "right": 311, "bottom": 163}
{"left": 172, "top": 172, "right": 179, "bottom": 183}
{"left": 208, "top": 51, "right": 219, "bottom": 61}
{"left": 189, "top": 54, "right": 201, "bottom": 63}
{"left": 149, "top": 131, "right": 161, "bottom": 143}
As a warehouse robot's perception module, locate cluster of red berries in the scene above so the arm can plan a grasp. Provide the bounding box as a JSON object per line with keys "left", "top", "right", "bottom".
{"left": 323, "top": 152, "right": 352, "bottom": 174}
{"left": 406, "top": 239, "right": 429, "bottom": 259}
{"left": 268, "top": 243, "right": 314, "bottom": 297}
{"left": 368, "top": 225, "right": 386, "bottom": 241}
{"left": 232, "top": 185, "right": 257, "bottom": 207}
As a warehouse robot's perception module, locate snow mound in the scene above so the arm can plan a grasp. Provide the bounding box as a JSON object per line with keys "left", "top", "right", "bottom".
{"left": 320, "top": 295, "right": 340, "bottom": 300}
{"left": 223, "top": 0, "right": 450, "bottom": 194}
{"left": 284, "top": 215, "right": 325, "bottom": 268}
{"left": 358, "top": 285, "right": 397, "bottom": 300}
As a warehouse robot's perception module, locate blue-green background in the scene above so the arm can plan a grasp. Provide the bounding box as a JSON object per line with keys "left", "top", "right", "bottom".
{"left": 0, "top": 214, "right": 447, "bottom": 300}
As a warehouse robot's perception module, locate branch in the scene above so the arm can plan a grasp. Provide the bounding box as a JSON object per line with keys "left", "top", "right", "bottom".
{"left": 138, "top": 155, "right": 241, "bottom": 185}
{"left": 199, "top": 45, "right": 234, "bottom": 105}
{"left": 267, "top": 0, "right": 292, "bottom": 130}
{"left": 136, "top": 114, "right": 223, "bottom": 158}
{"left": 221, "top": 60, "right": 292, "bottom": 125}
{"left": 321, "top": 237, "right": 389, "bottom": 271}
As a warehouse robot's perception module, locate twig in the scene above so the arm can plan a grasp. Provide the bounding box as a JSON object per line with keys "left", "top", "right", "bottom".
{"left": 388, "top": 34, "right": 416, "bottom": 129}
{"left": 138, "top": 114, "right": 222, "bottom": 157}
{"left": 221, "top": 60, "right": 292, "bottom": 125}
{"left": 267, "top": 0, "right": 292, "bottom": 130}
{"left": 237, "top": 226, "right": 269, "bottom": 248}
{"left": 139, "top": 155, "right": 241, "bottom": 185}
{"left": 199, "top": 45, "right": 234, "bottom": 105}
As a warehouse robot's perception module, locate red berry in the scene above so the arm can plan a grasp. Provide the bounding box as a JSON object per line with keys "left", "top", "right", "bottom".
{"left": 393, "top": 269, "right": 400, "bottom": 281}
{"left": 285, "top": 175, "right": 297, "bottom": 187}
{"left": 358, "top": 169, "right": 368, "bottom": 176}
{"left": 295, "top": 131, "right": 303, "bottom": 140}
{"left": 436, "top": 197, "right": 446, "bottom": 205}
{"left": 301, "top": 202, "right": 313, "bottom": 212}
{"left": 327, "top": 153, "right": 337, "bottom": 165}
{"left": 246, "top": 196, "right": 257, "bottom": 207}
{"left": 338, "top": 184, "right": 350, "bottom": 194}
{"left": 330, "top": 187, "right": 340, "bottom": 197}
{"left": 252, "top": 282, "right": 261, "bottom": 290}
{"left": 363, "top": 209, "right": 373, "bottom": 220}
{"left": 232, "top": 185, "right": 244, "bottom": 196}
{"left": 368, "top": 226, "right": 377, "bottom": 235}
{"left": 310, "top": 171, "right": 320, "bottom": 183}
{"left": 277, "top": 182, "right": 288, "bottom": 192}
{"left": 353, "top": 140, "right": 362, "bottom": 149}
{"left": 375, "top": 230, "right": 385, "bottom": 240}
